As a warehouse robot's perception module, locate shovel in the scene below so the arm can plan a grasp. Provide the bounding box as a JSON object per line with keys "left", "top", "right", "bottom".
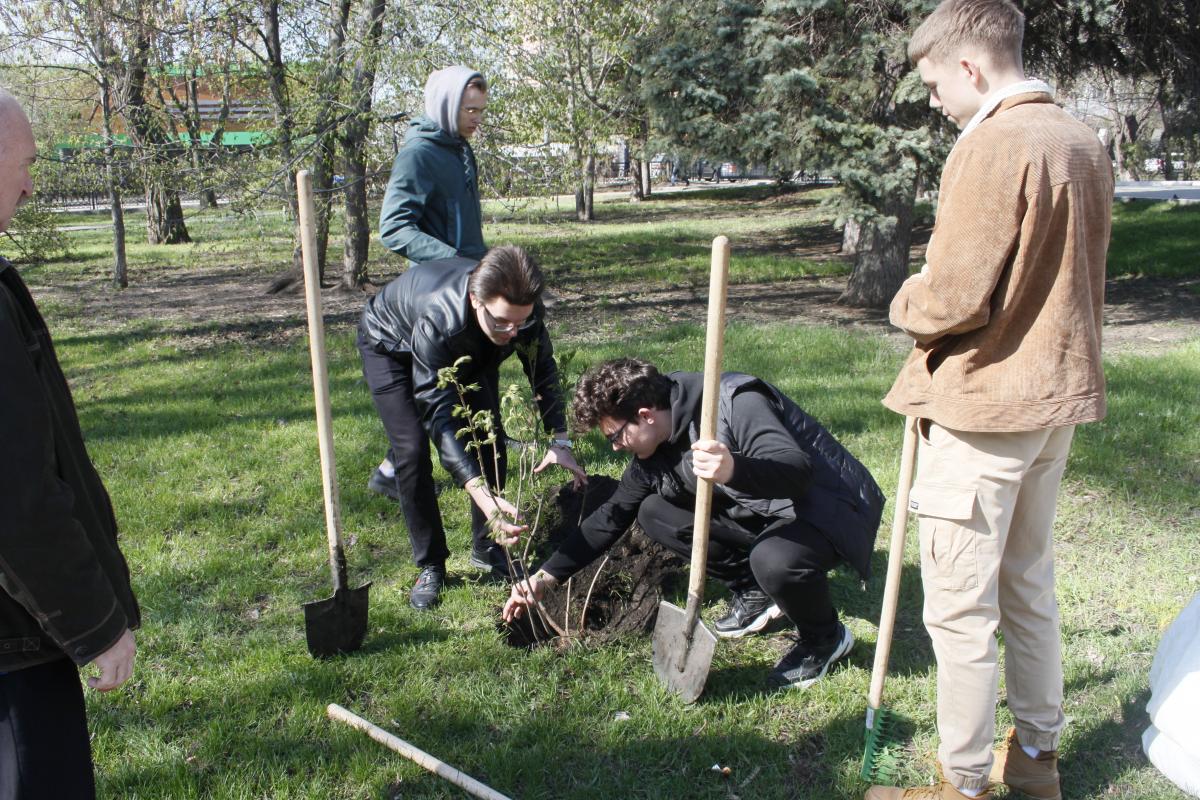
{"left": 651, "top": 235, "right": 730, "bottom": 703}
{"left": 297, "top": 169, "right": 371, "bottom": 658}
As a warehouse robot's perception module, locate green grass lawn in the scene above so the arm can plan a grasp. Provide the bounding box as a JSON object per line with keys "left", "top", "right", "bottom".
{"left": 7, "top": 188, "right": 1199, "bottom": 798}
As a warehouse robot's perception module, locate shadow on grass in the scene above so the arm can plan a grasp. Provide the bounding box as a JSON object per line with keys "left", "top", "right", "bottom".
{"left": 1060, "top": 686, "right": 1160, "bottom": 798}
{"left": 1103, "top": 274, "right": 1200, "bottom": 326}
{"left": 1068, "top": 349, "right": 1200, "bottom": 506}
{"left": 488, "top": 182, "right": 829, "bottom": 226}
{"left": 1108, "top": 202, "right": 1200, "bottom": 280}
{"left": 97, "top": 684, "right": 871, "bottom": 799}
{"left": 65, "top": 335, "right": 370, "bottom": 443}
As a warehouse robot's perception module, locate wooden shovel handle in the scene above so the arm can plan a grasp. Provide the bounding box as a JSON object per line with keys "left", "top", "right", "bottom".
{"left": 867, "top": 415, "right": 919, "bottom": 709}
{"left": 297, "top": 170, "right": 348, "bottom": 591}
{"left": 682, "top": 236, "right": 730, "bottom": 637}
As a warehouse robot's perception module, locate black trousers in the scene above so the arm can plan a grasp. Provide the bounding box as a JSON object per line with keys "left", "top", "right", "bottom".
{"left": 637, "top": 494, "right": 842, "bottom": 639}
{"left": 0, "top": 658, "right": 95, "bottom": 800}
{"left": 358, "top": 330, "right": 506, "bottom": 567}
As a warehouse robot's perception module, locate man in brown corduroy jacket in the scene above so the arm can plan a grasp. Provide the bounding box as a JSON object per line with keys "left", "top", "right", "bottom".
{"left": 866, "top": 2, "right": 1114, "bottom": 800}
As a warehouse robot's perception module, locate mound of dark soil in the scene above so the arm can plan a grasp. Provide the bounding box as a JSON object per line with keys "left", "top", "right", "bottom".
{"left": 502, "top": 475, "right": 686, "bottom": 648}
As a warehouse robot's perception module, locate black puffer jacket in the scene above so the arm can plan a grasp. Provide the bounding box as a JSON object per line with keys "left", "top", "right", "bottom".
{"left": 541, "top": 372, "right": 885, "bottom": 581}
{"left": 359, "top": 257, "right": 567, "bottom": 485}
{"left": 0, "top": 260, "right": 140, "bottom": 673}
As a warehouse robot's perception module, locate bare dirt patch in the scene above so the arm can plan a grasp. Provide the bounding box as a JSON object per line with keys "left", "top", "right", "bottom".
{"left": 501, "top": 476, "right": 686, "bottom": 649}
{"left": 29, "top": 261, "right": 1200, "bottom": 356}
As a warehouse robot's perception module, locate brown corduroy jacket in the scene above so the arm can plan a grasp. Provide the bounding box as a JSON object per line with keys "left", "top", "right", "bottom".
{"left": 884, "top": 93, "right": 1114, "bottom": 432}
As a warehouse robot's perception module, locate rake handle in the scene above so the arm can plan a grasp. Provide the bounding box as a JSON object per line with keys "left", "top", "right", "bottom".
{"left": 328, "top": 704, "right": 513, "bottom": 800}
{"left": 297, "top": 170, "right": 348, "bottom": 592}
{"left": 867, "top": 416, "right": 919, "bottom": 710}
{"left": 681, "top": 236, "right": 731, "bottom": 643}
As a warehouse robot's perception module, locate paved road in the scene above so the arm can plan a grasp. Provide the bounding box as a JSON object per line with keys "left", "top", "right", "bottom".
{"left": 1114, "top": 181, "right": 1200, "bottom": 203}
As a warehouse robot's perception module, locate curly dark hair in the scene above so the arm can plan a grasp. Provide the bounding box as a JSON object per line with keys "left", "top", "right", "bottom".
{"left": 573, "top": 358, "right": 673, "bottom": 431}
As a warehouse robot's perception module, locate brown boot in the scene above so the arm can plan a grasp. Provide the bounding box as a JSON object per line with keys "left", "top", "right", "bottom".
{"left": 864, "top": 782, "right": 991, "bottom": 800}
{"left": 989, "top": 727, "right": 1062, "bottom": 800}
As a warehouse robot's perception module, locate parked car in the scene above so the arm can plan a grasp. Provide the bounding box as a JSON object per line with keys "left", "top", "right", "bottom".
{"left": 1144, "top": 154, "right": 1190, "bottom": 176}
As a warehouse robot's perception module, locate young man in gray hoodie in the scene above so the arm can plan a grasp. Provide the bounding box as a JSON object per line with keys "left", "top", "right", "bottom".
{"left": 373, "top": 66, "right": 489, "bottom": 499}
{"left": 378, "top": 65, "right": 488, "bottom": 265}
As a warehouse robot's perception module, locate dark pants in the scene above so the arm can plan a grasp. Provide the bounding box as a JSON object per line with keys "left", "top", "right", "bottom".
{"left": 0, "top": 658, "right": 95, "bottom": 800}
{"left": 637, "top": 494, "right": 841, "bottom": 639}
{"left": 358, "top": 331, "right": 506, "bottom": 567}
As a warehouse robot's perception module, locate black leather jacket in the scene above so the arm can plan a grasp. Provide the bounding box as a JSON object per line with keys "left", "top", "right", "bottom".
{"left": 360, "top": 258, "right": 567, "bottom": 485}
{"left": 0, "top": 259, "right": 140, "bottom": 672}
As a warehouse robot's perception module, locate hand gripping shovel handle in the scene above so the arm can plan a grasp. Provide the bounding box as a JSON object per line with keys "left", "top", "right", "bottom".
{"left": 680, "top": 236, "right": 731, "bottom": 649}
{"left": 867, "top": 416, "right": 919, "bottom": 713}
{"left": 297, "top": 170, "right": 349, "bottom": 592}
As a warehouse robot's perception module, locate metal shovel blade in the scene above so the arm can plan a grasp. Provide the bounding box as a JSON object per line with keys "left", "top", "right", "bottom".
{"left": 303, "top": 582, "right": 372, "bottom": 659}
{"left": 652, "top": 600, "right": 718, "bottom": 703}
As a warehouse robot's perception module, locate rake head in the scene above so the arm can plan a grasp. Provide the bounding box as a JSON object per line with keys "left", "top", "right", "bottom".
{"left": 861, "top": 705, "right": 903, "bottom": 784}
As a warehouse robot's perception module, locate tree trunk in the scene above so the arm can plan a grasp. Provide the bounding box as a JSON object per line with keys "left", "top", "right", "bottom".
{"left": 630, "top": 158, "right": 644, "bottom": 201}
{"left": 638, "top": 117, "right": 652, "bottom": 198}
{"left": 125, "top": 31, "right": 191, "bottom": 245}
{"left": 312, "top": 0, "right": 353, "bottom": 282}
{"left": 188, "top": 67, "right": 226, "bottom": 210}
{"left": 146, "top": 184, "right": 190, "bottom": 244}
{"left": 841, "top": 217, "right": 861, "bottom": 255}
{"left": 839, "top": 189, "right": 916, "bottom": 309}
{"left": 262, "top": 0, "right": 306, "bottom": 294}
{"left": 99, "top": 74, "right": 128, "bottom": 288}
{"left": 575, "top": 153, "right": 595, "bottom": 221}
{"left": 340, "top": 0, "right": 386, "bottom": 291}
{"left": 1111, "top": 122, "right": 1127, "bottom": 180}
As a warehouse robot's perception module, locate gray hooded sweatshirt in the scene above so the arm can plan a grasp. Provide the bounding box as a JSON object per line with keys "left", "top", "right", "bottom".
{"left": 378, "top": 66, "right": 486, "bottom": 263}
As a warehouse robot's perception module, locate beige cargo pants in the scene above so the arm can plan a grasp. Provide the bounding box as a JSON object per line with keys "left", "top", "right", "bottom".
{"left": 911, "top": 420, "right": 1075, "bottom": 794}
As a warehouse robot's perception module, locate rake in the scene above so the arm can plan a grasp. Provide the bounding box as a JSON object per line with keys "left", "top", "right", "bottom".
{"left": 861, "top": 415, "right": 918, "bottom": 783}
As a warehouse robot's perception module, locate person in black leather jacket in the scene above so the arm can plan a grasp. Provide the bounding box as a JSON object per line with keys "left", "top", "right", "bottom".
{"left": 358, "top": 245, "right": 585, "bottom": 609}
{"left": 504, "top": 358, "right": 884, "bottom": 689}
{"left": 0, "top": 91, "right": 140, "bottom": 799}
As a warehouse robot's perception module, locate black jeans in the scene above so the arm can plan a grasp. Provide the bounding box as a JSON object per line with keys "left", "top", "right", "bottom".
{"left": 0, "top": 658, "right": 95, "bottom": 800}
{"left": 637, "top": 494, "right": 842, "bottom": 639}
{"left": 358, "top": 330, "right": 506, "bottom": 567}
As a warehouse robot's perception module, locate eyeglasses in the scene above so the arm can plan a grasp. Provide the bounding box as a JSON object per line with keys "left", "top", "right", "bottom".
{"left": 480, "top": 304, "right": 537, "bottom": 333}
{"left": 605, "top": 420, "right": 631, "bottom": 446}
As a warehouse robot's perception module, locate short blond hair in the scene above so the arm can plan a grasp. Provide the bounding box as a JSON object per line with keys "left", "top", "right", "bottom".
{"left": 908, "top": 0, "right": 1024, "bottom": 67}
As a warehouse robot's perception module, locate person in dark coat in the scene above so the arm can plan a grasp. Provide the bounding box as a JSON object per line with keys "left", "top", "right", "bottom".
{"left": 503, "top": 358, "right": 884, "bottom": 688}
{"left": 371, "top": 66, "right": 490, "bottom": 500}
{"left": 0, "top": 90, "right": 141, "bottom": 800}
{"left": 358, "top": 245, "right": 586, "bottom": 610}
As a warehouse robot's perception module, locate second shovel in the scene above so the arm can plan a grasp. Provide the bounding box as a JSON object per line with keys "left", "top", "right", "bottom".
{"left": 651, "top": 235, "right": 730, "bottom": 703}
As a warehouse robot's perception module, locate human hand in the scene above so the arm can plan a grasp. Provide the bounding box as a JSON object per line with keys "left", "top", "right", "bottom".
{"left": 691, "top": 439, "right": 734, "bottom": 484}
{"left": 533, "top": 445, "right": 588, "bottom": 488}
{"left": 466, "top": 478, "right": 527, "bottom": 545}
{"left": 502, "top": 572, "right": 554, "bottom": 622}
{"left": 88, "top": 628, "right": 136, "bottom": 692}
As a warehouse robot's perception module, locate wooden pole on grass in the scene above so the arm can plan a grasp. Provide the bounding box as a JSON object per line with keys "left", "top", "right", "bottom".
{"left": 327, "top": 704, "right": 514, "bottom": 800}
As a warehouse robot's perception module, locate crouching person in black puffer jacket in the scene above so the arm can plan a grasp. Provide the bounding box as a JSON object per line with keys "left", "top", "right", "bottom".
{"left": 503, "top": 357, "right": 884, "bottom": 689}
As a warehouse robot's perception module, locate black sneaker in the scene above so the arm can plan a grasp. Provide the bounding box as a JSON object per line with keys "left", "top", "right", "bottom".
{"left": 713, "top": 589, "right": 784, "bottom": 638}
{"left": 469, "top": 544, "right": 525, "bottom": 580}
{"left": 367, "top": 468, "right": 399, "bottom": 501}
{"left": 409, "top": 565, "right": 445, "bottom": 610}
{"left": 768, "top": 623, "right": 854, "bottom": 689}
